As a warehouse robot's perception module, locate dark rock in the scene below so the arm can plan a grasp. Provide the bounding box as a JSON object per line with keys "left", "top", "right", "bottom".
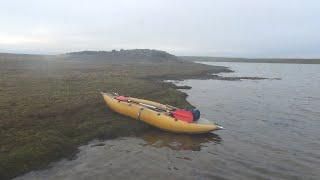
{"left": 175, "top": 85, "right": 192, "bottom": 90}
{"left": 90, "top": 143, "right": 105, "bottom": 147}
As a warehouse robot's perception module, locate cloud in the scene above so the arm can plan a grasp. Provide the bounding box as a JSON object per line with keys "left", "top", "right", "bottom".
{"left": 0, "top": 0, "right": 319, "bottom": 58}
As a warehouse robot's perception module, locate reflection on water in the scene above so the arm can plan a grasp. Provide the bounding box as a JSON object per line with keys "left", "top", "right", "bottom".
{"left": 134, "top": 129, "right": 222, "bottom": 151}
{"left": 15, "top": 136, "right": 224, "bottom": 180}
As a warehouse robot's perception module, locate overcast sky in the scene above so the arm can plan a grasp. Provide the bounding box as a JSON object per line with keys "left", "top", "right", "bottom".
{"left": 0, "top": 0, "right": 319, "bottom": 58}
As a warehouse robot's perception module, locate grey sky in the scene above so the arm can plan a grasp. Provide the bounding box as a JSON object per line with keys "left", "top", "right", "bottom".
{"left": 0, "top": 0, "right": 319, "bottom": 58}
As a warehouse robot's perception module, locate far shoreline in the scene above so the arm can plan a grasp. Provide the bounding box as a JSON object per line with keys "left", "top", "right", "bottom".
{"left": 180, "top": 56, "right": 320, "bottom": 64}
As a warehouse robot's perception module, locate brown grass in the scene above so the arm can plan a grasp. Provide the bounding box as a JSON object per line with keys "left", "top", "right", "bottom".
{"left": 0, "top": 53, "right": 228, "bottom": 179}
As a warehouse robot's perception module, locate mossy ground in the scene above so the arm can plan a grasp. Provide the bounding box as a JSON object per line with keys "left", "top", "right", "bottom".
{"left": 0, "top": 55, "right": 228, "bottom": 179}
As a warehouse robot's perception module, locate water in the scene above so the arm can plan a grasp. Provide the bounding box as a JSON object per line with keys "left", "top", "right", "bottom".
{"left": 16, "top": 62, "right": 320, "bottom": 180}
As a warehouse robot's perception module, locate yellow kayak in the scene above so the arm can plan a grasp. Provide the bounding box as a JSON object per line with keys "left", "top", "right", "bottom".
{"left": 101, "top": 92, "right": 223, "bottom": 134}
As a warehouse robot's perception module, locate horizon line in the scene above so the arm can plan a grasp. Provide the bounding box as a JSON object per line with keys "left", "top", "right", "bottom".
{"left": 0, "top": 50, "right": 319, "bottom": 60}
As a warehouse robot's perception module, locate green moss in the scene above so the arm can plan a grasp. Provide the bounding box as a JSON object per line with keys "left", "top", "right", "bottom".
{"left": 0, "top": 55, "right": 228, "bottom": 179}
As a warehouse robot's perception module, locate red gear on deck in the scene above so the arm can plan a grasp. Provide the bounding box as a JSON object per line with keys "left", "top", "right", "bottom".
{"left": 172, "top": 109, "right": 194, "bottom": 123}
{"left": 115, "top": 96, "right": 128, "bottom": 101}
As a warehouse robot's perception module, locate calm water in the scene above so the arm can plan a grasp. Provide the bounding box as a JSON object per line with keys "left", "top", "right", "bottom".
{"left": 16, "top": 62, "right": 320, "bottom": 180}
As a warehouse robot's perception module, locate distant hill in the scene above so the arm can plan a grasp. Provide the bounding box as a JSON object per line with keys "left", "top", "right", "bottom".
{"left": 0, "top": 49, "right": 178, "bottom": 62}
{"left": 64, "top": 49, "right": 178, "bottom": 62}
{"left": 181, "top": 56, "right": 320, "bottom": 64}
{"left": 0, "top": 52, "right": 50, "bottom": 61}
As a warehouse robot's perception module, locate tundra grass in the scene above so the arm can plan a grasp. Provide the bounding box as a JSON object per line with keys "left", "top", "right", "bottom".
{"left": 0, "top": 55, "right": 228, "bottom": 179}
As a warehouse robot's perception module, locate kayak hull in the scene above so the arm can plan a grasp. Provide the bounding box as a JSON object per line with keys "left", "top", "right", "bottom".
{"left": 102, "top": 93, "right": 220, "bottom": 134}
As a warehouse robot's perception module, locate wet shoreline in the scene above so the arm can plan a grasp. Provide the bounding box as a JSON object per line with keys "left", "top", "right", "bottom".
{"left": 15, "top": 62, "right": 320, "bottom": 180}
